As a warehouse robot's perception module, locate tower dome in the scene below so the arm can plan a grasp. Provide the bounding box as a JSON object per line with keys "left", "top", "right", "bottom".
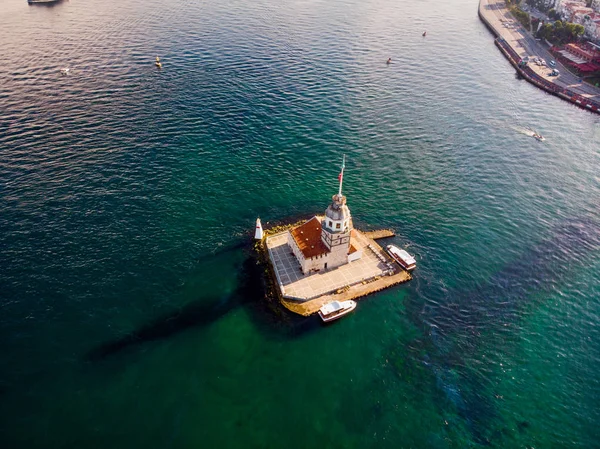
{"left": 322, "top": 193, "right": 352, "bottom": 233}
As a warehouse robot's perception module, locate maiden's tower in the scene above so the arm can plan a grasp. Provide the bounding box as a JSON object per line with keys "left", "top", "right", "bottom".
{"left": 263, "top": 157, "right": 412, "bottom": 316}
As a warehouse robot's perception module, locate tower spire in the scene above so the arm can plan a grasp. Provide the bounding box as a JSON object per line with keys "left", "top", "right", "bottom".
{"left": 338, "top": 155, "right": 346, "bottom": 196}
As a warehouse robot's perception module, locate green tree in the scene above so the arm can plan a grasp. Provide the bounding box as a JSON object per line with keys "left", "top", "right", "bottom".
{"left": 510, "top": 6, "right": 531, "bottom": 28}
{"left": 570, "top": 23, "right": 584, "bottom": 37}
{"left": 537, "top": 23, "right": 553, "bottom": 40}
{"left": 536, "top": 20, "right": 583, "bottom": 44}
{"left": 554, "top": 20, "right": 565, "bottom": 42}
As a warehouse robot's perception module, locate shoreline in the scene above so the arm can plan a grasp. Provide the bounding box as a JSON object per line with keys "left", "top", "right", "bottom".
{"left": 478, "top": 0, "right": 600, "bottom": 114}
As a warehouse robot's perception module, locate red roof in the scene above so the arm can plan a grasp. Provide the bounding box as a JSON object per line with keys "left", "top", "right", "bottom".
{"left": 290, "top": 217, "right": 330, "bottom": 259}
{"left": 575, "top": 62, "right": 600, "bottom": 72}
{"left": 566, "top": 43, "right": 600, "bottom": 60}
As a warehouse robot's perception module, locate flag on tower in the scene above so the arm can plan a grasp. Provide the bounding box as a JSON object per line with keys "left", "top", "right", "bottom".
{"left": 337, "top": 155, "right": 346, "bottom": 196}
{"left": 338, "top": 156, "right": 345, "bottom": 181}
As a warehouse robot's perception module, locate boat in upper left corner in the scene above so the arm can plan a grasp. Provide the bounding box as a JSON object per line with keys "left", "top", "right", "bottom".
{"left": 28, "top": 0, "right": 64, "bottom": 4}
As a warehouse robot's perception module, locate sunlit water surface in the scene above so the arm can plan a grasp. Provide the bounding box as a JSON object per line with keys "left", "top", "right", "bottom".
{"left": 1, "top": 0, "right": 599, "bottom": 447}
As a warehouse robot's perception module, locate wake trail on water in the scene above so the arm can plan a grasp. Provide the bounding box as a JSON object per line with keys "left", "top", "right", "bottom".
{"left": 511, "top": 125, "right": 536, "bottom": 137}
{"left": 474, "top": 115, "right": 538, "bottom": 139}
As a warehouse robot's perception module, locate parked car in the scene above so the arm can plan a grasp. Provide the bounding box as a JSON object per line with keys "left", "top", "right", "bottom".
{"left": 549, "top": 69, "right": 559, "bottom": 76}
{"left": 549, "top": 60, "right": 556, "bottom": 67}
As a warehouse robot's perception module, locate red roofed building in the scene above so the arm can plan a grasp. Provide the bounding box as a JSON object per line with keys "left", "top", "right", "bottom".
{"left": 289, "top": 216, "right": 330, "bottom": 260}
{"left": 565, "top": 42, "right": 600, "bottom": 62}
{"left": 551, "top": 41, "right": 600, "bottom": 74}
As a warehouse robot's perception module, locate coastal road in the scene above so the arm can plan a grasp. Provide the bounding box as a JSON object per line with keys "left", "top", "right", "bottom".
{"left": 481, "top": 0, "right": 600, "bottom": 101}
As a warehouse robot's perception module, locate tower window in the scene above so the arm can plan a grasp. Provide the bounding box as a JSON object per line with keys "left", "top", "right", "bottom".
{"left": 328, "top": 221, "right": 333, "bottom": 228}
{"left": 336, "top": 223, "right": 341, "bottom": 229}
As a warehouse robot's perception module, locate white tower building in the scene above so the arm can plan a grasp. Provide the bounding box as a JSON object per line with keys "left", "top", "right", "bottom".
{"left": 287, "top": 156, "right": 361, "bottom": 274}
{"left": 320, "top": 156, "right": 353, "bottom": 269}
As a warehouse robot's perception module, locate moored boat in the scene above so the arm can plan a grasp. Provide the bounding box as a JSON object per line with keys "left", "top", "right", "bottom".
{"left": 318, "top": 300, "right": 356, "bottom": 323}
{"left": 28, "top": 0, "right": 63, "bottom": 4}
{"left": 254, "top": 217, "right": 264, "bottom": 240}
{"left": 386, "top": 244, "right": 416, "bottom": 271}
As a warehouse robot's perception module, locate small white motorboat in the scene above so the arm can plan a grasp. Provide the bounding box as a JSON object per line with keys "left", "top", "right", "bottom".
{"left": 60, "top": 67, "right": 70, "bottom": 75}
{"left": 318, "top": 300, "right": 356, "bottom": 323}
{"left": 533, "top": 132, "right": 545, "bottom": 142}
{"left": 386, "top": 244, "right": 416, "bottom": 271}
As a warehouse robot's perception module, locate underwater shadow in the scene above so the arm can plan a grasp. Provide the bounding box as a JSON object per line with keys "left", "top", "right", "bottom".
{"left": 85, "top": 293, "right": 238, "bottom": 361}
{"left": 86, "top": 241, "right": 321, "bottom": 361}
{"left": 398, "top": 216, "right": 600, "bottom": 445}
{"left": 417, "top": 216, "right": 600, "bottom": 339}
{"left": 230, "top": 242, "right": 323, "bottom": 341}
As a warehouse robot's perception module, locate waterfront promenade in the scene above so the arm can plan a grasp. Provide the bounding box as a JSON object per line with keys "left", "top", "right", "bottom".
{"left": 479, "top": 0, "right": 600, "bottom": 109}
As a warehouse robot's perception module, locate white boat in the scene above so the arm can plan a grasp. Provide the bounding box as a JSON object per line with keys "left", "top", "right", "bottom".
{"left": 386, "top": 244, "right": 416, "bottom": 271}
{"left": 60, "top": 67, "right": 70, "bottom": 75}
{"left": 254, "top": 217, "right": 264, "bottom": 240}
{"left": 533, "top": 132, "right": 545, "bottom": 141}
{"left": 318, "top": 300, "right": 356, "bottom": 323}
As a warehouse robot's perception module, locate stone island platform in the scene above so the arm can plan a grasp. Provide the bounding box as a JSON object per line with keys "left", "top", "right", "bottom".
{"left": 265, "top": 225, "right": 411, "bottom": 316}
{"left": 259, "top": 156, "right": 412, "bottom": 317}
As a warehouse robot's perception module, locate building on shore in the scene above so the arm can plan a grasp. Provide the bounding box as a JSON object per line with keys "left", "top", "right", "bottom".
{"left": 286, "top": 156, "right": 362, "bottom": 274}
{"left": 550, "top": 41, "right": 600, "bottom": 74}
{"left": 582, "top": 13, "right": 600, "bottom": 43}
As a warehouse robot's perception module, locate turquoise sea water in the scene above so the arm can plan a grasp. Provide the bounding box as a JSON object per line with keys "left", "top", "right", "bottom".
{"left": 1, "top": 0, "right": 599, "bottom": 447}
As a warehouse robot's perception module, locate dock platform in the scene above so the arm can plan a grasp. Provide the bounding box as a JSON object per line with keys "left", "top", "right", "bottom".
{"left": 364, "top": 229, "right": 395, "bottom": 240}
{"left": 281, "top": 269, "right": 410, "bottom": 316}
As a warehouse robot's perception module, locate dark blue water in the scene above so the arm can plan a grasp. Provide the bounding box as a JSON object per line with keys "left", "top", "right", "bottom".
{"left": 1, "top": 0, "right": 599, "bottom": 447}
